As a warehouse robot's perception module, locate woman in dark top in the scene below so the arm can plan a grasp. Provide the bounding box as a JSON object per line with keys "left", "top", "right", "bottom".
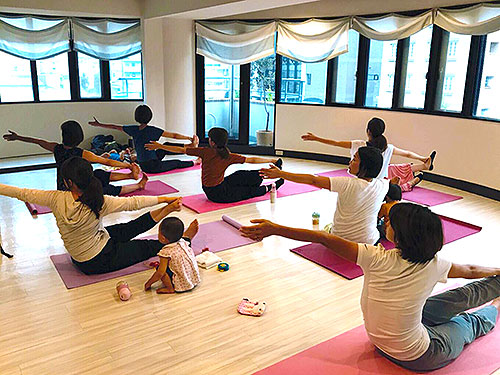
{"left": 3, "top": 120, "right": 147, "bottom": 195}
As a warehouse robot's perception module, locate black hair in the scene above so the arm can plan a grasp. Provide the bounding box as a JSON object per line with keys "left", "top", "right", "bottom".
{"left": 208, "top": 127, "right": 230, "bottom": 159}
{"left": 386, "top": 183, "right": 402, "bottom": 202}
{"left": 61, "top": 120, "right": 84, "bottom": 147}
{"left": 389, "top": 202, "right": 443, "bottom": 264}
{"left": 134, "top": 105, "right": 153, "bottom": 124}
{"left": 357, "top": 146, "right": 383, "bottom": 178}
{"left": 61, "top": 157, "right": 104, "bottom": 219}
{"left": 366, "top": 117, "right": 388, "bottom": 152}
{"left": 159, "top": 217, "right": 185, "bottom": 243}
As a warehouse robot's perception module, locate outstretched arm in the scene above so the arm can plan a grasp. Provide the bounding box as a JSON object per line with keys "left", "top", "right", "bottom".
{"left": 301, "top": 132, "right": 352, "bottom": 149}
{"left": 448, "top": 263, "right": 500, "bottom": 279}
{"left": 259, "top": 165, "right": 330, "bottom": 189}
{"left": 3, "top": 130, "right": 57, "bottom": 153}
{"left": 88, "top": 117, "right": 125, "bottom": 132}
{"left": 82, "top": 150, "right": 133, "bottom": 170}
{"left": 240, "top": 219, "right": 358, "bottom": 263}
{"left": 162, "top": 131, "right": 194, "bottom": 142}
{"left": 245, "top": 156, "right": 279, "bottom": 164}
{"left": 392, "top": 146, "right": 428, "bottom": 162}
{"left": 145, "top": 141, "right": 187, "bottom": 155}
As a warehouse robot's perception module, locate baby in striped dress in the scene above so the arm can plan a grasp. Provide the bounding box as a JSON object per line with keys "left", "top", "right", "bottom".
{"left": 144, "top": 217, "right": 200, "bottom": 294}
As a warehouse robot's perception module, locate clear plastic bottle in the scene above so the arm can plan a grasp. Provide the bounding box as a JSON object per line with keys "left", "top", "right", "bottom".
{"left": 270, "top": 183, "right": 277, "bottom": 203}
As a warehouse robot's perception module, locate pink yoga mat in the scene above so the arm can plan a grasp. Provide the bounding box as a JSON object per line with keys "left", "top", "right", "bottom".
{"left": 50, "top": 253, "right": 156, "bottom": 289}
{"left": 26, "top": 181, "right": 178, "bottom": 216}
{"left": 115, "top": 164, "right": 201, "bottom": 176}
{"left": 254, "top": 322, "right": 500, "bottom": 375}
{"left": 291, "top": 215, "right": 481, "bottom": 280}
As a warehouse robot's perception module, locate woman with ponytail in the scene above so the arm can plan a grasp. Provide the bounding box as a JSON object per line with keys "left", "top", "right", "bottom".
{"left": 0, "top": 157, "right": 185, "bottom": 274}
{"left": 146, "top": 127, "right": 285, "bottom": 203}
{"left": 302, "top": 117, "right": 436, "bottom": 190}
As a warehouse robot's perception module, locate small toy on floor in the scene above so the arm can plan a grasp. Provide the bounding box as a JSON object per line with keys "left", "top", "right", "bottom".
{"left": 116, "top": 281, "right": 132, "bottom": 301}
{"left": 217, "top": 262, "right": 229, "bottom": 272}
{"left": 237, "top": 298, "right": 267, "bottom": 316}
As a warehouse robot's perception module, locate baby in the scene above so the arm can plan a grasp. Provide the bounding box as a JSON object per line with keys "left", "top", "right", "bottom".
{"left": 144, "top": 217, "right": 200, "bottom": 294}
{"left": 377, "top": 183, "right": 402, "bottom": 239}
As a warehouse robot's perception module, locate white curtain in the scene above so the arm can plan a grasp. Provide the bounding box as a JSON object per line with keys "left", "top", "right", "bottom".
{"left": 352, "top": 11, "right": 433, "bottom": 41}
{"left": 277, "top": 18, "right": 350, "bottom": 62}
{"left": 72, "top": 19, "right": 141, "bottom": 60}
{"left": 0, "top": 16, "right": 70, "bottom": 60}
{"left": 196, "top": 21, "right": 276, "bottom": 65}
{"left": 435, "top": 3, "right": 500, "bottom": 35}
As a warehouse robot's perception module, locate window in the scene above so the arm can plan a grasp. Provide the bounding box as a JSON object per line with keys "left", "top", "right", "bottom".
{"left": 78, "top": 53, "right": 101, "bottom": 98}
{"left": 333, "top": 30, "right": 360, "bottom": 104}
{"left": 204, "top": 57, "right": 240, "bottom": 139}
{"left": 280, "top": 57, "right": 327, "bottom": 104}
{"left": 250, "top": 55, "right": 276, "bottom": 144}
{"left": 438, "top": 32, "right": 471, "bottom": 112}
{"left": 366, "top": 39, "right": 396, "bottom": 108}
{"left": 476, "top": 30, "right": 500, "bottom": 120}
{"left": 389, "top": 42, "right": 397, "bottom": 61}
{"left": 36, "top": 53, "right": 71, "bottom": 101}
{"left": 110, "top": 53, "right": 143, "bottom": 100}
{"left": 0, "top": 51, "right": 34, "bottom": 102}
{"left": 403, "top": 26, "right": 433, "bottom": 109}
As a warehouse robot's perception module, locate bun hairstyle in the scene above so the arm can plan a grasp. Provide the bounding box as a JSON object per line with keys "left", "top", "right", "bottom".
{"left": 357, "top": 146, "right": 383, "bottom": 178}
{"left": 61, "top": 120, "right": 84, "bottom": 147}
{"left": 208, "top": 127, "right": 230, "bottom": 159}
{"left": 134, "top": 105, "right": 153, "bottom": 124}
{"left": 366, "top": 117, "right": 388, "bottom": 152}
{"left": 61, "top": 157, "right": 104, "bottom": 218}
{"left": 389, "top": 202, "right": 443, "bottom": 264}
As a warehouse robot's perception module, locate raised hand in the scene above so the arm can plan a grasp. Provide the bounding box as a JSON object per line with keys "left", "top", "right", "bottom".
{"left": 240, "top": 219, "right": 277, "bottom": 241}
{"left": 259, "top": 164, "right": 282, "bottom": 179}
{"left": 145, "top": 141, "right": 161, "bottom": 151}
{"left": 3, "top": 130, "right": 19, "bottom": 141}
{"left": 301, "top": 132, "right": 318, "bottom": 141}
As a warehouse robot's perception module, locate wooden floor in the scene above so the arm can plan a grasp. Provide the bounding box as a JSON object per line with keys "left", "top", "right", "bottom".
{"left": 0, "top": 156, "right": 499, "bottom": 375}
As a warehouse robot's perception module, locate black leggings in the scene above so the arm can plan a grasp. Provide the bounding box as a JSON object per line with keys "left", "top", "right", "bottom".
{"left": 140, "top": 159, "right": 194, "bottom": 174}
{"left": 72, "top": 212, "right": 163, "bottom": 275}
{"left": 93, "top": 169, "right": 122, "bottom": 196}
{"left": 202, "top": 170, "right": 268, "bottom": 203}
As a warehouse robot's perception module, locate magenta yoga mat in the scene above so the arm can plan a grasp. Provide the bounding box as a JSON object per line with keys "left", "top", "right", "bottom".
{"left": 25, "top": 181, "right": 178, "bottom": 216}
{"left": 291, "top": 215, "right": 481, "bottom": 280}
{"left": 50, "top": 253, "right": 156, "bottom": 289}
{"left": 254, "top": 321, "right": 500, "bottom": 375}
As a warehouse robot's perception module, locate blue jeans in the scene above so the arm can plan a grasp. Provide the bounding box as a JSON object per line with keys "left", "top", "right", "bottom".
{"left": 380, "top": 276, "right": 499, "bottom": 371}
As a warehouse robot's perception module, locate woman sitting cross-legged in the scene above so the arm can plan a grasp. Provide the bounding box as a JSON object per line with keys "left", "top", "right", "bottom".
{"left": 240, "top": 203, "right": 500, "bottom": 372}
{"left": 0, "top": 157, "right": 185, "bottom": 275}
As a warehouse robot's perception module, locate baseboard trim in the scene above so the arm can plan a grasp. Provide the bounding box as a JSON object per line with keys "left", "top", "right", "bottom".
{"left": 0, "top": 162, "right": 56, "bottom": 175}
{"left": 280, "top": 150, "right": 500, "bottom": 202}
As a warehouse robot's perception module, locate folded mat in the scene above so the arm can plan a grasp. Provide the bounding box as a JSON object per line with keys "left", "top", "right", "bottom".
{"left": 51, "top": 215, "right": 254, "bottom": 288}
{"left": 26, "top": 180, "right": 178, "bottom": 216}
{"left": 290, "top": 215, "right": 481, "bottom": 280}
{"left": 254, "top": 322, "right": 500, "bottom": 375}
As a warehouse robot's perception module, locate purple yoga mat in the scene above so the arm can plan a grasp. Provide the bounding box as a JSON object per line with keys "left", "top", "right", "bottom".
{"left": 50, "top": 253, "right": 156, "bottom": 289}
{"left": 26, "top": 181, "right": 178, "bottom": 216}
{"left": 254, "top": 318, "right": 500, "bottom": 375}
{"left": 181, "top": 170, "right": 349, "bottom": 214}
{"left": 291, "top": 215, "right": 482, "bottom": 280}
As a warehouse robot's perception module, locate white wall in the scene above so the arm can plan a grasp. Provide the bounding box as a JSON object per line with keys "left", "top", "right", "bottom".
{"left": 0, "top": 102, "right": 139, "bottom": 158}
{"left": 275, "top": 104, "right": 500, "bottom": 190}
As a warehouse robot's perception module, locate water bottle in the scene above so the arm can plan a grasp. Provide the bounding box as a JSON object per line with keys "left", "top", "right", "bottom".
{"left": 116, "top": 281, "right": 131, "bottom": 301}
{"left": 270, "top": 183, "right": 276, "bottom": 203}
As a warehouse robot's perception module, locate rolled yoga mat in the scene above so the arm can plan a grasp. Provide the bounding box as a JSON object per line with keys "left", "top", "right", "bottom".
{"left": 290, "top": 215, "right": 482, "bottom": 280}
{"left": 51, "top": 215, "right": 255, "bottom": 289}
{"left": 25, "top": 180, "right": 178, "bottom": 216}
{"left": 254, "top": 315, "right": 500, "bottom": 375}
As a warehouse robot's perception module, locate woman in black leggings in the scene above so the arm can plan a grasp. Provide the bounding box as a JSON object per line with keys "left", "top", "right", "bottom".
{"left": 146, "top": 127, "right": 284, "bottom": 203}
{"left": 0, "top": 157, "right": 184, "bottom": 274}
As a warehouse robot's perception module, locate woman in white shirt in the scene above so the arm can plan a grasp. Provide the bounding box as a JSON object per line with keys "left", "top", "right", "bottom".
{"left": 0, "top": 157, "right": 182, "bottom": 274}
{"left": 240, "top": 202, "right": 500, "bottom": 371}
{"left": 302, "top": 117, "right": 436, "bottom": 188}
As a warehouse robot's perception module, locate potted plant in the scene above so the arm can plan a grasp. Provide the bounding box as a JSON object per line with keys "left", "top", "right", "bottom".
{"left": 253, "top": 56, "right": 275, "bottom": 147}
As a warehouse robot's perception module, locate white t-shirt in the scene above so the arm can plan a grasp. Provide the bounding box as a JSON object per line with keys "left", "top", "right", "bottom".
{"left": 350, "top": 140, "right": 394, "bottom": 179}
{"left": 356, "top": 243, "right": 452, "bottom": 361}
{"left": 328, "top": 177, "right": 389, "bottom": 244}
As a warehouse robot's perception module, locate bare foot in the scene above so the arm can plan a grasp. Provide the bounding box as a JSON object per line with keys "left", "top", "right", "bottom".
{"left": 192, "top": 135, "right": 199, "bottom": 148}
{"left": 169, "top": 198, "right": 182, "bottom": 212}
{"left": 138, "top": 173, "right": 149, "bottom": 190}
{"left": 491, "top": 295, "right": 500, "bottom": 310}
{"left": 193, "top": 157, "right": 202, "bottom": 165}
{"left": 390, "top": 176, "right": 401, "bottom": 185}
{"left": 131, "top": 163, "right": 141, "bottom": 180}
{"left": 156, "top": 287, "right": 175, "bottom": 294}
{"left": 183, "top": 219, "right": 199, "bottom": 240}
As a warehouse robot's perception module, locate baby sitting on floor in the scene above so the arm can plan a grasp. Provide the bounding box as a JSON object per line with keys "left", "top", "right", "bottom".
{"left": 144, "top": 217, "right": 201, "bottom": 294}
